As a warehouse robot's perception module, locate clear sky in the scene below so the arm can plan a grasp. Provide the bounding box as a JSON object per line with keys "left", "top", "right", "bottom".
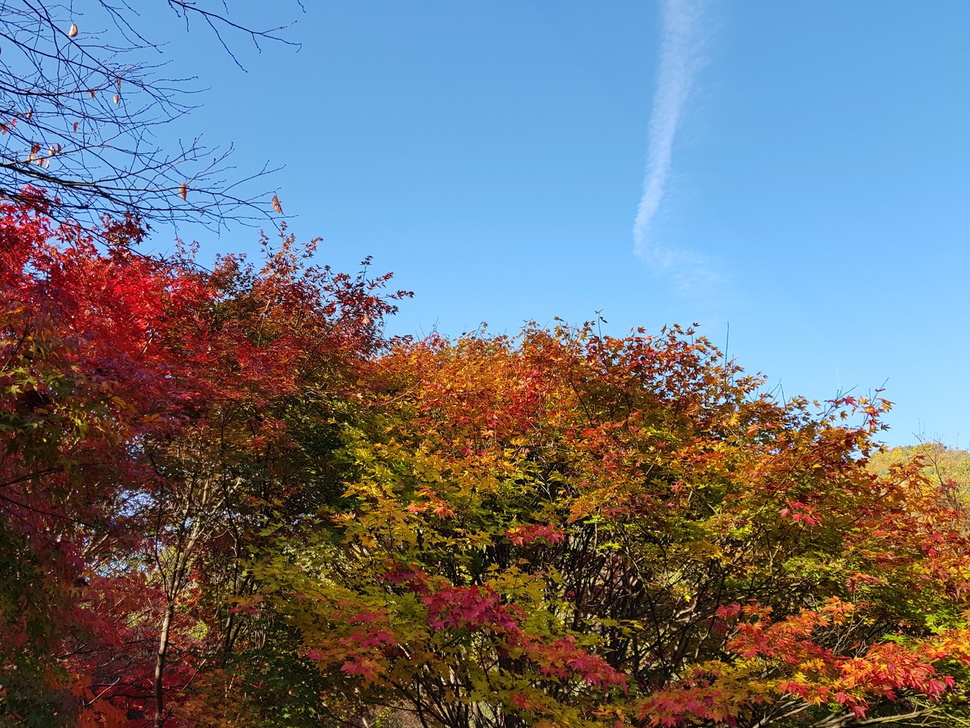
{"left": 142, "top": 1, "right": 970, "bottom": 448}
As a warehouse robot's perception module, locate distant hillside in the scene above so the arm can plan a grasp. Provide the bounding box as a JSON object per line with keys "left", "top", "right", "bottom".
{"left": 868, "top": 442, "right": 970, "bottom": 499}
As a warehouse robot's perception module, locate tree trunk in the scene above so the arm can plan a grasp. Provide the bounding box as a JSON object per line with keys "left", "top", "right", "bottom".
{"left": 154, "top": 599, "right": 176, "bottom": 728}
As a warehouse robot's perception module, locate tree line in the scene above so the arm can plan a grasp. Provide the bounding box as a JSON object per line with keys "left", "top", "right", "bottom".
{"left": 3, "top": 203, "right": 970, "bottom": 726}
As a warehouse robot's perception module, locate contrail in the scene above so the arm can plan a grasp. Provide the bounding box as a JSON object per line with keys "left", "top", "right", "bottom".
{"left": 633, "top": 0, "right": 708, "bottom": 265}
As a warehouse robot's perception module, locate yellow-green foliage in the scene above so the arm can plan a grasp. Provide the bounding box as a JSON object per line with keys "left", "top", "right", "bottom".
{"left": 869, "top": 443, "right": 970, "bottom": 504}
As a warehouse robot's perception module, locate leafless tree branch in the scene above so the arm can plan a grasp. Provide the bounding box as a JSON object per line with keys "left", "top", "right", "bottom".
{"left": 0, "top": 1, "right": 300, "bottom": 229}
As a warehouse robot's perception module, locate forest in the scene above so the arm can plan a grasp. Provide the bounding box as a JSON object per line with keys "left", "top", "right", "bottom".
{"left": 3, "top": 204, "right": 970, "bottom": 727}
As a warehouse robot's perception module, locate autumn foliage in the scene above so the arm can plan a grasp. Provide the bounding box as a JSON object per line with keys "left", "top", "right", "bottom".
{"left": 3, "top": 200, "right": 970, "bottom": 726}
{"left": 0, "top": 199, "right": 405, "bottom": 725}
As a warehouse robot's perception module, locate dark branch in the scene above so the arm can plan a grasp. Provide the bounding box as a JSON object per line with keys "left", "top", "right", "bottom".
{"left": 0, "top": 1, "right": 301, "bottom": 230}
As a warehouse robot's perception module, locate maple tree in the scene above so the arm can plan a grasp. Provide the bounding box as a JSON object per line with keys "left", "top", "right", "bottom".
{"left": 0, "top": 197, "right": 406, "bottom": 725}
{"left": 260, "top": 325, "right": 970, "bottom": 727}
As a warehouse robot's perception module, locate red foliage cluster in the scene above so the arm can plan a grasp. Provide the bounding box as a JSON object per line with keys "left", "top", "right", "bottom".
{"left": 0, "top": 199, "right": 406, "bottom": 725}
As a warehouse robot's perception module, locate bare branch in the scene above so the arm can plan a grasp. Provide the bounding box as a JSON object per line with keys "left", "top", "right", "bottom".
{"left": 0, "top": 1, "right": 300, "bottom": 230}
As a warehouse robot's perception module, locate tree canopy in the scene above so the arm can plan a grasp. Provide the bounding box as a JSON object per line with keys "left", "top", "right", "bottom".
{"left": 2, "top": 201, "right": 970, "bottom": 726}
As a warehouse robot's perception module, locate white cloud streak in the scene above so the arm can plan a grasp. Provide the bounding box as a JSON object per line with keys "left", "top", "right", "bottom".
{"left": 633, "top": 0, "right": 708, "bottom": 273}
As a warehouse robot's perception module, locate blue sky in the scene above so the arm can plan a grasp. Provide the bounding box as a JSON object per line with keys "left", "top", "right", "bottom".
{"left": 143, "top": 1, "right": 970, "bottom": 447}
